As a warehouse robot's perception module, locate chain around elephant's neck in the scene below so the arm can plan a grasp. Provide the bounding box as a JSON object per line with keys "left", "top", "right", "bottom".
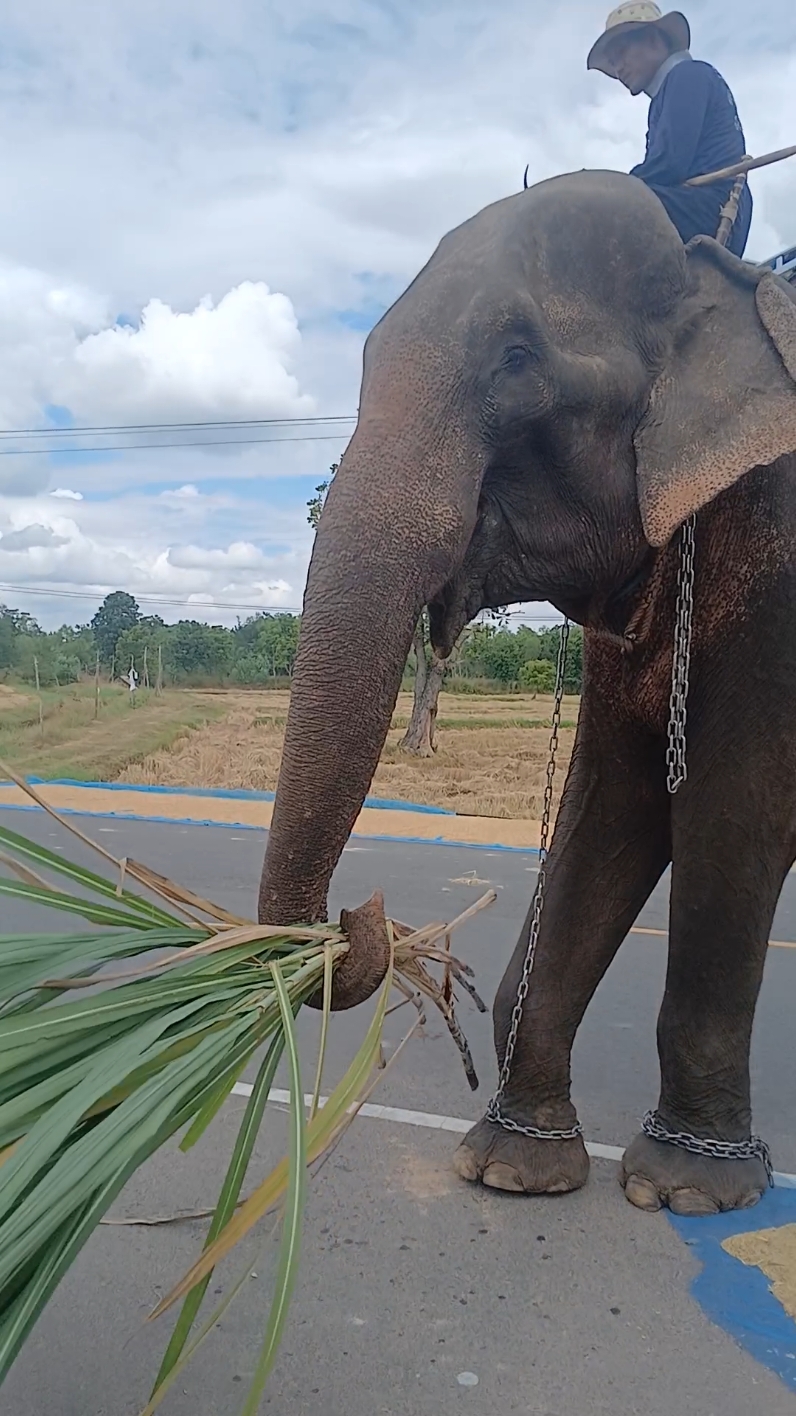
{"left": 485, "top": 619, "right": 583, "bottom": 1142}
{"left": 666, "top": 514, "right": 697, "bottom": 794}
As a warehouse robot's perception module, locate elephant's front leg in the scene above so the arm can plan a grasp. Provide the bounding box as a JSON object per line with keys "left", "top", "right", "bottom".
{"left": 455, "top": 699, "right": 671, "bottom": 1194}
{"left": 622, "top": 725, "right": 796, "bottom": 1215}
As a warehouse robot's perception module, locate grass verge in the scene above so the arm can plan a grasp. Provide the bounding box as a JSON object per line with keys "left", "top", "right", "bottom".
{"left": 0, "top": 683, "right": 222, "bottom": 782}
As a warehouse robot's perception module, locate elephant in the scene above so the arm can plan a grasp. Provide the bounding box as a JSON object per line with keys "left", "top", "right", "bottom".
{"left": 259, "top": 168, "right": 796, "bottom": 1218}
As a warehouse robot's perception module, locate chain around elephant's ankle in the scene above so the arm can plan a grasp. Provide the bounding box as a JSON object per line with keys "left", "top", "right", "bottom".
{"left": 642, "top": 1110, "right": 774, "bottom": 1185}
{"left": 485, "top": 1096, "right": 583, "bottom": 1141}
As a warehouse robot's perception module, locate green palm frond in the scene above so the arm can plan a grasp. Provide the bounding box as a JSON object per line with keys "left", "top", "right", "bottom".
{"left": 0, "top": 765, "right": 492, "bottom": 1412}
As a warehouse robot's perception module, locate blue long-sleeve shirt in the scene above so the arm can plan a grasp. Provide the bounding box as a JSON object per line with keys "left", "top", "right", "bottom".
{"left": 630, "top": 55, "right": 752, "bottom": 256}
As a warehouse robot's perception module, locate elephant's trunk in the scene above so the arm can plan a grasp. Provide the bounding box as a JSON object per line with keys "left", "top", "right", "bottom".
{"left": 258, "top": 423, "right": 478, "bottom": 928}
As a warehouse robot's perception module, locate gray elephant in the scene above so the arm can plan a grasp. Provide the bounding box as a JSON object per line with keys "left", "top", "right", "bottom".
{"left": 259, "top": 170, "right": 796, "bottom": 1217}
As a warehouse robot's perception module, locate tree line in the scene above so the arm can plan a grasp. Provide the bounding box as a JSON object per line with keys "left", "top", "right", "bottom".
{"left": 0, "top": 464, "right": 582, "bottom": 703}
{"left": 0, "top": 595, "right": 302, "bottom": 689}
{"left": 0, "top": 591, "right": 582, "bottom": 695}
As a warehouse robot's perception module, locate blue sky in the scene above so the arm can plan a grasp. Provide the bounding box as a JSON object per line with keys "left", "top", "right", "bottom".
{"left": 0, "top": 0, "right": 795, "bottom": 627}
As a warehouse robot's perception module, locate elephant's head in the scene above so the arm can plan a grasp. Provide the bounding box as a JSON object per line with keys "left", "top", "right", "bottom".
{"left": 259, "top": 169, "right": 796, "bottom": 928}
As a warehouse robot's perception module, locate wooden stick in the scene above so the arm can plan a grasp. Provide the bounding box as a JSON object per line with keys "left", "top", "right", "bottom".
{"left": 685, "top": 144, "right": 796, "bottom": 188}
{"left": 715, "top": 173, "right": 748, "bottom": 248}
{"left": 33, "top": 657, "right": 43, "bottom": 740}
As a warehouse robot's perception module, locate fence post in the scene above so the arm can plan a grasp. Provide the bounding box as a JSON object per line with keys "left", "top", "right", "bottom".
{"left": 33, "top": 657, "right": 44, "bottom": 740}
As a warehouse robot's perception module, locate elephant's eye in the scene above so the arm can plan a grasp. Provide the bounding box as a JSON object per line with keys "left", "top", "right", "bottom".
{"left": 502, "top": 343, "right": 534, "bottom": 371}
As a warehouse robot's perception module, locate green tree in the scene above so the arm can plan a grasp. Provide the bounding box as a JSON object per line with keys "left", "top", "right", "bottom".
{"left": 0, "top": 616, "right": 15, "bottom": 673}
{"left": 459, "top": 625, "right": 527, "bottom": 683}
{"left": 482, "top": 631, "right": 526, "bottom": 683}
{"left": 515, "top": 626, "right": 541, "bottom": 663}
{"left": 2, "top": 606, "right": 42, "bottom": 637}
{"left": 519, "top": 659, "right": 556, "bottom": 695}
{"left": 13, "top": 635, "right": 56, "bottom": 686}
{"left": 164, "top": 621, "right": 233, "bottom": 682}
{"left": 537, "top": 625, "right": 584, "bottom": 694}
{"left": 52, "top": 651, "right": 81, "bottom": 684}
{"left": 116, "top": 618, "right": 167, "bottom": 683}
{"left": 564, "top": 626, "right": 584, "bottom": 694}
{"left": 232, "top": 614, "right": 300, "bottom": 679}
{"left": 307, "top": 463, "right": 339, "bottom": 529}
{"left": 51, "top": 624, "right": 97, "bottom": 674}
{"left": 91, "top": 592, "right": 140, "bottom": 664}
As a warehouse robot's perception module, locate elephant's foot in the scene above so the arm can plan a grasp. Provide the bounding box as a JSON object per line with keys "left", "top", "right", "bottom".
{"left": 621, "top": 1132, "right": 767, "bottom": 1216}
{"left": 452, "top": 1115, "right": 590, "bottom": 1195}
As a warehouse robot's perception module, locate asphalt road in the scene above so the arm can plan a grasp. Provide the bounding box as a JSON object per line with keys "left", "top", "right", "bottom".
{"left": 1, "top": 807, "right": 795, "bottom": 1415}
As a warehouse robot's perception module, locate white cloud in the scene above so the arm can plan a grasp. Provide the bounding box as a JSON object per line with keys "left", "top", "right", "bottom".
{"left": 61, "top": 282, "right": 314, "bottom": 425}
{"left": 160, "top": 484, "right": 200, "bottom": 501}
{"left": 167, "top": 541, "right": 268, "bottom": 570}
{"left": 0, "top": 267, "right": 312, "bottom": 437}
{"left": 0, "top": 487, "right": 310, "bottom": 626}
{"left": 0, "top": 523, "right": 69, "bottom": 552}
{"left": 50, "top": 487, "right": 83, "bottom": 500}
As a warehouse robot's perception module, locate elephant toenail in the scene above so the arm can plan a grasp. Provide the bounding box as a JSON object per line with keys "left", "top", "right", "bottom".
{"left": 482, "top": 1161, "right": 525, "bottom": 1193}
{"left": 452, "top": 1144, "right": 481, "bottom": 1183}
{"left": 623, "top": 1174, "right": 663, "bottom": 1212}
{"left": 668, "top": 1187, "right": 720, "bottom": 1217}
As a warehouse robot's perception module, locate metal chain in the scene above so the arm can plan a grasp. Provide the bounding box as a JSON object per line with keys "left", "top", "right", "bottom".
{"left": 666, "top": 513, "right": 697, "bottom": 794}
{"left": 656, "top": 514, "right": 775, "bottom": 1182}
{"left": 486, "top": 619, "right": 583, "bottom": 1142}
{"left": 642, "top": 1110, "right": 774, "bottom": 1186}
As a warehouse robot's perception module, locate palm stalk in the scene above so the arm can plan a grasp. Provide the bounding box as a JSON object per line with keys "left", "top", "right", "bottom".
{"left": 0, "top": 766, "right": 491, "bottom": 1413}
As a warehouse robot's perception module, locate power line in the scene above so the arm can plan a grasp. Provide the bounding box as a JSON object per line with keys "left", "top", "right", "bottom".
{"left": 0, "top": 433, "right": 352, "bottom": 458}
{"left": 0, "top": 580, "right": 565, "bottom": 624}
{"left": 0, "top": 583, "right": 303, "bottom": 614}
{"left": 0, "top": 414, "right": 357, "bottom": 439}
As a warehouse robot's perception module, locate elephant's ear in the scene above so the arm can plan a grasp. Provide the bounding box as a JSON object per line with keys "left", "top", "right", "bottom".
{"left": 634, "top": 237, "right": 796, "bottom": 547}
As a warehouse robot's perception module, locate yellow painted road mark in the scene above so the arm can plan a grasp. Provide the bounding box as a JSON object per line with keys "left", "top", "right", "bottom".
{"left": 723, "top": 1224, "right": 796, "bottom": 1320}
{"left": 0, "top": 783, "right": 794, "bottom": 950}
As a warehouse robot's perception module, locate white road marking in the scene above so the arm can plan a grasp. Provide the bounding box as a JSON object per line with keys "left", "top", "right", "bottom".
{"left": 229, "top": 1083, "right": 796, "bottom": 1188}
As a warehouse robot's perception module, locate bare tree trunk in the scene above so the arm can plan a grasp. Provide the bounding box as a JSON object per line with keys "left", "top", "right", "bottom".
{"left": 399, "top": 656, "right": 445, "bottom": 755}
{"left": 399, "top": 616, "right": 446, "bottom": 756}
{"left": 410, "top": 619, "right": 428, "bottom": 701}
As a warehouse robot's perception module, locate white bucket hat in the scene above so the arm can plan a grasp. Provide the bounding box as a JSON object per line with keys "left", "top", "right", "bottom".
{"left": 587, "top": 3, "right": 691, "bottom": 78}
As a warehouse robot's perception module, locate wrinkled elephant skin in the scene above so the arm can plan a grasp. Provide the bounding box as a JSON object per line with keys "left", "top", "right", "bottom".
{"left": 260, "top": 170, "right": 796, "bottom": 1217}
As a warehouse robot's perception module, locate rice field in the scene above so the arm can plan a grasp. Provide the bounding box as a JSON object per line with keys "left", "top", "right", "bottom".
{"left": 119, "top": 689, "right": 580, "bottom": 820}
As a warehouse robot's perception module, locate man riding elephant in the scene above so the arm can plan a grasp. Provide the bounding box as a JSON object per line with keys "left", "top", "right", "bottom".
{"left": 588, "top": 3, "right": 753, "bottom": 256}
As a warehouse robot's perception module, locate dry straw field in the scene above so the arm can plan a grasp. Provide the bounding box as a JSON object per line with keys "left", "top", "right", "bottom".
{"left": 119, "top": 689, "right": 580, "bottom": 820}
